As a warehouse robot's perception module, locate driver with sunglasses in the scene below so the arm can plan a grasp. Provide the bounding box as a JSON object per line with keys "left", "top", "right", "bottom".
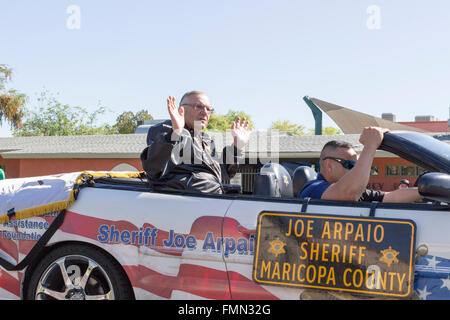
{"left": 298, "top": 127, "right": 422, "bottom": 203}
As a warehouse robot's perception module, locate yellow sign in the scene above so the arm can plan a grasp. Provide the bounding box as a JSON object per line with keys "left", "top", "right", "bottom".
{"left": 253, "top": 211, "right": 416, "bottom": 298}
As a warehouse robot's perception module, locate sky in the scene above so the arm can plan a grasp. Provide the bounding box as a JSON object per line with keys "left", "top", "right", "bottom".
{"left": 1, "top": 1, "right": 450, "bottom": 137}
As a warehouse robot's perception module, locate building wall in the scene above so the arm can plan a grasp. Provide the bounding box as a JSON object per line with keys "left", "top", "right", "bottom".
{"left": 0, "top": 157, "right": 142, "bottom": 178}
{"left": 398, "top": 121, "right": 448, "bottom": 132}
{"left": 369, "top": 157, "right": 420, "bottom": 191}
{"left": 0, "top": 156, "right": 21, "bottom": 179}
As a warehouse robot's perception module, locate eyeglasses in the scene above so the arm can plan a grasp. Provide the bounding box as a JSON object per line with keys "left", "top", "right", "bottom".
{"left": 322, "top": 157, "right": 356, "bottom": 170}
{"left": 181, "top": 104, "right": 214, "bottom": 114}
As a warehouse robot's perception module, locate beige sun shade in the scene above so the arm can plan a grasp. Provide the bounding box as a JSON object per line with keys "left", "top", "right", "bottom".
{"left": 310, "top": 97, "right": 427, "bottom": 134}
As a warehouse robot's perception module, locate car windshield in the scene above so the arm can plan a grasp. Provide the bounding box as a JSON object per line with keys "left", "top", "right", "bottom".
{"left": 396, "top": 132, "right": 450, "bottom": 161}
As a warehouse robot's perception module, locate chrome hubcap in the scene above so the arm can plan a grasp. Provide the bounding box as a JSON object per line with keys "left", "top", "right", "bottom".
{"left": 35, "top": 255, "right": 114, "bottom": 300}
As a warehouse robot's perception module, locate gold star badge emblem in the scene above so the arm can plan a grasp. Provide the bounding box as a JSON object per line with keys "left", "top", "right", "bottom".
{"left": 379, "top": 246, "right": 400, "bottom": 267}
{"left": 268, "top": 237, "right": 286, "bottom": 257}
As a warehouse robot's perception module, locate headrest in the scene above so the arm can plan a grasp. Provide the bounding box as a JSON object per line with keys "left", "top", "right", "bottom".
{"left": 253, "top": 163, "right": 293, "bottom": 197}
{"left": 293, "top": 166, "right": 317, "bottom": 197}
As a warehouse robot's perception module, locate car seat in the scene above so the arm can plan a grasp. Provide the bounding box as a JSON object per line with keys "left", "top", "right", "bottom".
{"left": 253, "top": 163, "right": 293, "bottom": 198}
{"left": 292, "top": 166, "right": 317, "bottom": 197}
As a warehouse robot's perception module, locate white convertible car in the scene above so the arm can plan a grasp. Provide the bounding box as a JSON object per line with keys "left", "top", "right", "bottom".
{"left": 0, "top": 131, "right": 449, "bottom": 300}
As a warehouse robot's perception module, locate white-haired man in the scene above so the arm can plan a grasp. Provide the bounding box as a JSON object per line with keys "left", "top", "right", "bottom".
{"left": 140, "top": 91, "right": 252, "bottom": 194}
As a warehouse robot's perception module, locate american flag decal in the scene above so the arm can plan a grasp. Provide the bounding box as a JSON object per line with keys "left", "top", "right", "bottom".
{"left": 415, "top": 255, "right": 450, "bottom": 300}
{"left": 55, "top": 211, "right": 278, "bottom": 300}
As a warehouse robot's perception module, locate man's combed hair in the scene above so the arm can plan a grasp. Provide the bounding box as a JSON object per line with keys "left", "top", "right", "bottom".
{"left": 320, "top": 140, "right": 354, "bottom": 160}
{"left": 179, "top": 90, "right": 207, "bottom": 106}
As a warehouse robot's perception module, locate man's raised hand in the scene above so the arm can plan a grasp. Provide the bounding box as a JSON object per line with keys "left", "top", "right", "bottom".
{"left": 167, "top": 96, "right": 184, "bottom": 134}
{"left": 359, "top": 126, "right": 389, "bottom": 151}
{"left": 232, "top": 117, "right": 252, "bottom": 149}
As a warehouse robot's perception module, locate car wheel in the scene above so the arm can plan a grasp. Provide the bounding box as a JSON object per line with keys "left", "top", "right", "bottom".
{"left": 26, "top": 244, "right": 133, "bottom": 300}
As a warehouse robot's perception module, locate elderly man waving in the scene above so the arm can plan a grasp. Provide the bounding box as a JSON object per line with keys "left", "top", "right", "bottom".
{"left": 140, "top": 91, "right": 252, "bottom": 194}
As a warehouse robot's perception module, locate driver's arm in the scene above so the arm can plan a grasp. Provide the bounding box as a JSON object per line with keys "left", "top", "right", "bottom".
{"left": 382, "top": 187, "right": 422, "bottom": 203}
{"left": 321, "top": 127, "right": 388, "bottom": 201}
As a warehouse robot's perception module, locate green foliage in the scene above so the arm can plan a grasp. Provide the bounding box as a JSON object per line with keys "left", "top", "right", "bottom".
{"left": 307, "top": 126, "right": 342, "bottom": 135}
{"left": 270, "top": 120, "right": 307, "bottom": 136}
{"left": 13, "top": 91, "right": 115, "bottom": 136}
{"left": 113, "top": 109, "right": 153, "bottom": 134}
{"left": 271, "top": 120, "right": 341, "bottom": 136}
{"left": 0, "top": 65, "right": 12, "bottom": 88}
{"left": 321, "top": 126, "right": 342, "bottom": 135}
{"left": 0, "top": 64, "right": 26, "bottom": 130}
{"left": 206, "top": 110, "right": 254, "bottom": 132}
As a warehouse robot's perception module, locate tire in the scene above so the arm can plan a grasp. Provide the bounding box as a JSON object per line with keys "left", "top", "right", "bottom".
{"left": 25, "top": 244, "right": 133, "bottom": 300}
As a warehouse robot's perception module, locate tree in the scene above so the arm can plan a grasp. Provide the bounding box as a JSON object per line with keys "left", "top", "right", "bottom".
{"left": 321, "top": 126, "right": 342, "bottom": 135}
{"left": 271, "top": 120, "right": 341, "bottom": 136}
{"left": 14, "top": 91, "right": 115, "bottom": 136}
{"left": 307, "top": 126, "right": 342, "bottom": 135}
{"left": 270, "top": 120, "right": 307, "bottom": 136}
{"left": 0, "top": 64, "right": 26, "bottom": 130}
{"left": 206, "top": 110, "right": 254, "bottom": 132}
{"left": 113, "top": 109, "right": 153, "bottom": 134}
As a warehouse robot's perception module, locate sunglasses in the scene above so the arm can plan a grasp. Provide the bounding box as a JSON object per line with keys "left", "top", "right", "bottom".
{"left": 322, "top": 157, "right": 356, "bottom": 170}
{"left": 181, "top": 103, "right": 214, "bottom": 114}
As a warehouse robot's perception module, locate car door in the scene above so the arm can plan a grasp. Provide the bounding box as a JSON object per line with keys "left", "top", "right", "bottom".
{"left": 374, "top": 203, "right": 450, "bottom": 300}
{"left": 222, "top": 195, "right": 433, "bottom": 300}
{"left": 56, "top": 187, "right": 233, "bottom": 300}
{"left": 222, "top": 197, "right": 305, "bottom": 299}
{"left": 300, "top": 200, "right": 450, "bottom": 299}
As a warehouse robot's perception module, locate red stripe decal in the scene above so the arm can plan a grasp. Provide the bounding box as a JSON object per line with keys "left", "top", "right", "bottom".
{"left": 124, "top": 264, "right": 231, "bottom": 299}
{"left": 227, "top": 271, "right": 279, "bottom": 300}
{"left": 0, "top": 270, "right": 20, "bottom": 297}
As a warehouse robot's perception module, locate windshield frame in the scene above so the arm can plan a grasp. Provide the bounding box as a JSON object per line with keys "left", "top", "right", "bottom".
{"left": 379, "top": 131, "right": 450, "bottom": 173}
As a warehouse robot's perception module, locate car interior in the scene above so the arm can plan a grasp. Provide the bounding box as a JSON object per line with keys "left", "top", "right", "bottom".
{"left": 89, "top": 162, "right": 318, "bottom": 199}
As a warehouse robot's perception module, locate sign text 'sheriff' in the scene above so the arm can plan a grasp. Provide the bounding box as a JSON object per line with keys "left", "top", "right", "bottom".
{"left": 253, "top": 212, "right": 416, "bottom": 298}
